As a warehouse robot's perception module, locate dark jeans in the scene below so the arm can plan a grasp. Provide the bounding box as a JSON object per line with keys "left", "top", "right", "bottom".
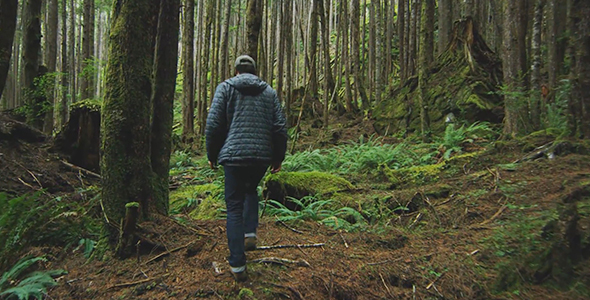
{"left": 224, "top": 165, "right": 268, "bottom": 268}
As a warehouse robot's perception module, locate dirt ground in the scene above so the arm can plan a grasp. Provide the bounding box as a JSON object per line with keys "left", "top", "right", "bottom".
{"left": 2, "top": 114, "right": 590, "bottom": 300}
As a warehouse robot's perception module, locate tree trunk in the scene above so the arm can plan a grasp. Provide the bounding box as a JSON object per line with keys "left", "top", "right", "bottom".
{"left": 198, "top": 0, "right": 214, "bottom": 136}
{"left": 81, "top": 0, "right": 94, "bottom": 100}
{"left": 101, "top": 0, "right": 161, "bottom": 244}
{"left": 151, "top": 0, "right": 180, "bottom": 210}
{"left": 398, "top": 0, "right": 407, "bottom": 83}
{"left": 438, "top": 0, "right": 452, "bottom": 55}
{"left": 181, "top": 0, "right": 194, "bottom": 141}
{"left": 220, "top": 0, "right": 232, "bottom": 80}
{"left": 43, "top": 0, "right": 58, "bottom": 133}
{"left": 502, "top": 0, "right": 527, "bottom": 137}
{"left": 68, "top": 0, "right": 75, "bottom": 103}
{"left": 408, "top": 0, "right": 420, "bottom": 78}
{"left": 246, "top": 0, "right": 263, "bottom": 62}
{"left": 547, "top": 0, "right": 567, "bottom": 93}
{"left": 529, "top": 0, "right": 544, "bottom": 130}
{"left": 0, "top": 0, "right": 18, "bottom": 100}
{"left": 418, "top": 0, "right": 434, "bottom": 140}
{"left": 22, "top": 0, "right": 43, "bottom": 129}
{"left": 343, "top": 0, "right": 354, "bottom": 112}
{"left": 60, "top": 0, "right": 68, "bottom": 126}
{"left": 351, "top": 0, "right": 368, "bottom": 110}
{"left": 307, "top": 0, "right": 319, "bottom": 102}
{"left": 570, "top": 0, "right": 590, "bottom": 138}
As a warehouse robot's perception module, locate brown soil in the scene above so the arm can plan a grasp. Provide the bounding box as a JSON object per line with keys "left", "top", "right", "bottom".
{"left": 2, "top": 114, "right": 590, "bottom": 300}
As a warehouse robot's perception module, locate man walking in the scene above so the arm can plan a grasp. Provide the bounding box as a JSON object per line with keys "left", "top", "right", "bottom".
{"left": 206, "top": 55, "right": 288, "bottom": 282}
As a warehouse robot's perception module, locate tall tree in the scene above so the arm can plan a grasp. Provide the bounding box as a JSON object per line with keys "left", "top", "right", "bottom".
{"left": 181, "top": 0, "right": 194, "bottom": 141}
{"left": 438, "top": 0, "right": 452, "bottom": 54}
{"left": 570, "top": 0, "right": 590, "bottom": 138}
{"left": 220, "top": 0, "right": 232, "bottom": 80}
{"left": 60, "top": 0, "right": 68, "bottom": 125}
{"left": 398, "top": 0, "right": 407, "bottom": 82}
{"left": 246, "top": 0, "right": 263, "bottom": 61}
{"left": 68, "top": 0, "right": 76, "bottom": 103}
{"left": 0, "top": 0, "right": 19, "bottom": 100}
{"left": 547, "top": 0, "right": 567, "bottom": 92}
{"left": 101, "top": 0, "right": 161, "bottom": 244}
{"left": 22, "top": 0, "right": 43, "bottom": 128}
{"left": 319, "top": 0, "right": 334, "bottom": 126}
{"left": 351, "top": 0, "right": 368, "bottom": 109}
{"left": 529, "top": 0, "right": 544, "bottom": 130}
{"left": 43, "top": 0, "right": 58, "bottom": 132}
{"left": 502, "top": 0, "right": 527, "bottom": 137}
{"left": 151, "top": 0, "right": 181, "bottom": 210}
{"left": 307, "top": 0, "right": 319, "bottom": 101}
{"left": 418, "top": 0, "right": 434, "bottom": 140}
{"left": 81, "top": 0, "right": 95, "bottom": 100}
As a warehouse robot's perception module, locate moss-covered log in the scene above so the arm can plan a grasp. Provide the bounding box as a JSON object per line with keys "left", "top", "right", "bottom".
{"left": 101, "top": 0, "right": 161, "bottom": 244}
{"left": 263, "top": 171, "right": 353, "bottom": 210}
{"left": 375, "top": 18, "right": 504, "bottom": 135}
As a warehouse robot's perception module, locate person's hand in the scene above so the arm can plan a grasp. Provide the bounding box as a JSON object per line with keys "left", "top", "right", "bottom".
{"left": 208, "top": 161, "right": 218, "bottom": 170}
{"left": 271, "top": 163, "right": 281, "bottom": 174}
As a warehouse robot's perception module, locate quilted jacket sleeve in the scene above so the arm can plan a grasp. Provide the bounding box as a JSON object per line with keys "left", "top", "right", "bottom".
{"left": 206, "top": 83, "right": 228, "bottom": 164}
{"left": 271, "top": 92, "right": 288, "bottom": 164}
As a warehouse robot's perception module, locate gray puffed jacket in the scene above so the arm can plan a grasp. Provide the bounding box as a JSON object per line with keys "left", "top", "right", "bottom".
{"left": 206, "top": 73, "right": 287, "bottom": 166}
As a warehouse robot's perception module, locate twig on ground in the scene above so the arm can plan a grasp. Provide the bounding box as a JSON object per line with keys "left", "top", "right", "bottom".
{"left": 379, "top": 273, "right": 394, "bottom": 298}
{"left": 476, "top": 205, "right": 506, "bottom": 227}
{"left": 408, "top": 213, "right": 423, "bottom": 229}
{"left": 250, "top": 257, "right": 310, "bottom": 267}
{"left": 339, "top": 232, "right": 349, "bottom": 248}
{"left": 266, "top": 282, "right": 304, "bottom": 300}
{"left": 108, "top": 273, "right": 169, "bottom": 289}
{"left": 60, "top": 160, "right": 101, "bottom": 178}
{"left": 144, "top": 241, "right": 194, "bottom": 264}
{"left": 276, "top": 218, "right": 304, "bottom": 234}
{"left": 426, "top": 272, "right": 445, "bottom": 290}
{"left": 421, "top": 193, "right": 441, "bottom": 225}
{"left": 255, "top": 243, "right": 325, "bottom": 250}
{"left": 17, "top": 178, "right": 38, "bottom": 190}
{"left": 171, "top": 218, "right": 214, "bottom": 236}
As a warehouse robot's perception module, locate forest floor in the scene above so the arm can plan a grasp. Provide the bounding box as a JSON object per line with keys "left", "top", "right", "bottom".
{"left": 1, "top": 113, "right": 590, "bottom": 300}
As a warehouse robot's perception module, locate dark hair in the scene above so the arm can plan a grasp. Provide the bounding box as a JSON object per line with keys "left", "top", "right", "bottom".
{"left": 236, "top": 64, "right": 256, "bottom": 75}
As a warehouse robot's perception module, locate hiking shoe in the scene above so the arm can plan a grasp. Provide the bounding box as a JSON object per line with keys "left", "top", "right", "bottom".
{"left": 231, "top": 268, "right": 248, "bottom": 282}
{"left": 245, "top": 237, "right": 257, "bottom": 251}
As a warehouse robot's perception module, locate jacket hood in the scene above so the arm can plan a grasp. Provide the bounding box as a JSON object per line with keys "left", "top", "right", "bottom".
{"left": 226, "top": 73, "right": 268, "bottom": 96}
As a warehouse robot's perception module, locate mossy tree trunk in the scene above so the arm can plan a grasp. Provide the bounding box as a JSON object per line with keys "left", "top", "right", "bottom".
{"left": 438, "top": 0, "right": 452, "bottom": 55}
{"left": 101, "top": 0, "right": 161, "bottom": 245}
{"left": 419, "top": 0, "right": 434, "bottom": 141}
{"left": 246, "top": 0, "right": 263, "bottom": 62}
{"left": 570, "top": 0, "right": 590, "bottom": 138}
{"left": 81, "top": 0, "right": 95, "bottom": 100}
{"left": 22, "top": 0, "right": 43, "bottom": 129}
{"left": 0, "top": 0, "right": 18, "bottom": 100}
{"left": 151, "top": 0, "right": 180, "bottom": 212}
{"left": 181, "top": 0, "right": 194, "bottom": 141}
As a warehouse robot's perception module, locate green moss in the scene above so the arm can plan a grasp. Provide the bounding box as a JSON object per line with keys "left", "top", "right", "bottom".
{"left": 125, "top": 202, "right": 139, "bottom": 208}
{"left": 265, "top": 171, "right": 353, "bottom": 196}
{"left": 70, "top": 98, "right": 102, "bottom": 111}
{"left": 380, "top": 162, "right": 446, "bottom": 186}
{"left": 188, "top": 195, "right": 224, "bottom": 220}
{"left": 169, "top": 184, "right": 222, "bottom": 214}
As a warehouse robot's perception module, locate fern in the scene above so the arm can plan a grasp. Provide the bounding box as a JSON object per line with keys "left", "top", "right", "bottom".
{"left": 0, "top": 257, "right": 66, "bottom": 300}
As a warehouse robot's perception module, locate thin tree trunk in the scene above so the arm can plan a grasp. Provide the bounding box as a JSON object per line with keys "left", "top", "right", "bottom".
{"left": 0, "top": 0, "right": 18, "bottom": 100}
{"left": 220, "top": 0, "right": 232, "bottom": 80}
{"left": 60, "top": 0, "right": 68, "bottom": 126}
{"left": 199, "top": 0, "right": 214, "bottom": 136}
{"left": 419, "top": 0, "right": 434, "bottom": 140}
{"left": 529, "top": 0, "right": 544, "bottom": 130}
{"left": 246, "top": 0, "right": 263, "bottom": 62}
{"left": 69, "top": 0, "right": 76, "bottom": 103}
{"left": 319, "top": 0, "right": 334, "bottom": 126}
{"left": 398, "top": 0, "right": 406, "bottom": 83}
{"left": 547, "top": 0, "right": 567, "bottom": 93}
{"left": 22, "top": 0, "right": 43, "bottom": 128}
{"left": 181, "top": 0, "right": 194, "bottom": 141}
{"left": 307, "top": 0, "right": 319, "bottom": 102}
{"left": 43, "top": 0, "right": 58, "bottom": 133}
{"left": 81, "top": 0, "right": 94, "bottom": 100}
{"left": 151, "top": 0, "right": 181, "bottom": 210}
{"left": 351, "top": 0, "right": 367, "bottom": 110}
{"left": 343, "top": 0, "right": 354, "bottom": 112}
{"left": 438, "top": 0, "right": 452, "bottom": 54}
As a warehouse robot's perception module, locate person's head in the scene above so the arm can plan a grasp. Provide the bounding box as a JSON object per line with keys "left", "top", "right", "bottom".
{"left": 234, "top": 55, "right": 257, "bottom": 75}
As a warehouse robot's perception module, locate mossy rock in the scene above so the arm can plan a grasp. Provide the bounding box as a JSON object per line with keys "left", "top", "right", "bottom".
{"left": 188, "top": 195, "right": 225, "bottom": 220}
{"left": 263, "top": 171, "right": 353, "bottom": 210}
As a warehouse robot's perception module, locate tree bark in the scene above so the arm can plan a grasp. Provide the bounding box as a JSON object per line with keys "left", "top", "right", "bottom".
{"left": 43, "top": 0, "right": 58, "bottom": 133}
{"left": 246, "top": 0, "right": 263, "bottom": 62}
{"left": 68, "top": 0, "right": 76, "bottom": 103}
{"left": 60, "top": 0, "right": 68, "bottom": 126}
{"left": 81, "top": 0, "right": 95, "bottom": 100}
{"left": 0, "top": 0, "right": 18, "bottom": 100}
{"left": 307, "top": 0, "right": 319, "bottom": 102}
{"left": 547, "top": 0, "right": 567, "bottom": 92}
{"left": 220, "top": 0, "right": 232, "bottom": 80}
{"left": 22, "top": 0, "right": 43, "bottom": 128}
{"left": 101, "top": 0, "right": 160, "bottom": 243}
{"left": 529, "top": 0, "right": 544, "bottom": 130}
{"left": 181, "top": 0, "right": 194, "bottom": 141}
{"left": 570, "top": 0, "right": 590, "bottom": 138}
{"left": 418, "top": 0, "right": 434, "bottom": 140}
{"left": 398, "top": 0, "right": 407, "bottom": 83}
{"left": 438, "top": 0, "right": 452, "bottom": 55}
{"left": 351, "top": 0, "right": 368, "bottom": 110}
{"left": 198, "top": 0, "right": 214, "bottom": 136}
{"left": 151, "top": 0, "right": 180, "bottom": 210}
{"left": 502, "top": 0, "right": 527, "bottom": 137}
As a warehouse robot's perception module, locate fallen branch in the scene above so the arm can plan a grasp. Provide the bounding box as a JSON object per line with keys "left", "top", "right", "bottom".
{"left": 379, "top": 273, "right": 394, "bottom": 298}
{"left": 475, "top": 205, "right": 506, "bottom": 227}
{"left": 366, "top": 257, "right": 403, "bottom": 266}
{"left": 255, "top": 243, "right": 325, "bottom": 250}
{"left": 250, "top": 257, "right": 311, "bottom": 267}
{"left": 408, "top": 213, "right": 423, "bottom": 229}
{"left": 339, "top": 232, "right": 349, "bottom": 248}
{"left": 144, "top": 241, "right": 195, "bottom": 264}
{"left": 426, "top": 272, "right": 445, "bottom": 290}
{"left": 61, "top": 160, "right": 101, "bottom": 178}
{"left": 276, "top": 218, "right": 304, "bottom": 234}
{"left": 108, "top": 273, "right": 169, "bottom": 289}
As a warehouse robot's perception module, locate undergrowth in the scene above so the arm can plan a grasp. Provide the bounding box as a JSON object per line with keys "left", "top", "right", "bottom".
{"left": 0, "top": 257, "right": 66, "bottom": 300}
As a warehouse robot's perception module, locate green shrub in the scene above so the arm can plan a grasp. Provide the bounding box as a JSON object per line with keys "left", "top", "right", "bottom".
{"left": 0, "top": 256, "right": 66, "bottom": 300}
